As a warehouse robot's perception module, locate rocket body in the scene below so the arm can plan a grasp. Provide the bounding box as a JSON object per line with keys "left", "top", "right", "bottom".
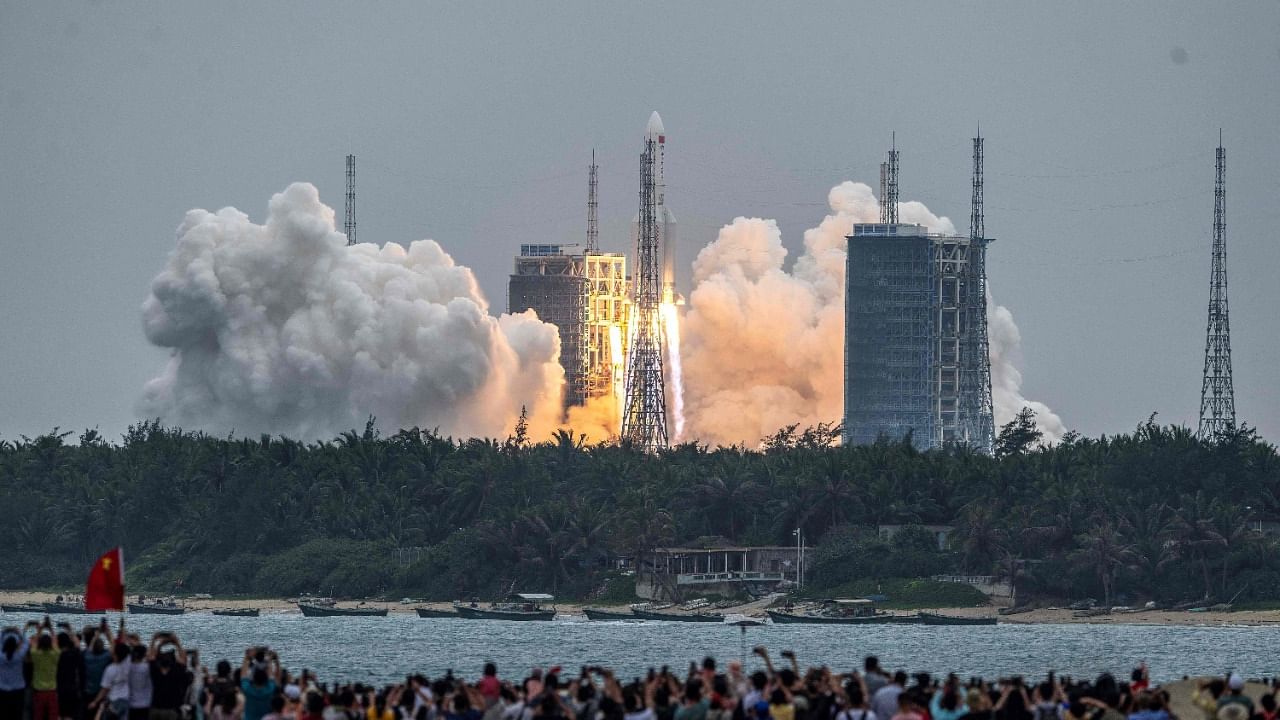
{"left": 640, "top": 112, "right": 679, "bottom": 305}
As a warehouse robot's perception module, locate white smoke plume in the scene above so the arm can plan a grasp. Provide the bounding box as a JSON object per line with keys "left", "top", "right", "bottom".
{"left": 987, "top": 299, "right": 1065, "bottom": 442}
{"left": 681, "top": 181, "right": 1062, "bottom": 447}
{"left": 140, "top": 183, "right": 565, "bottom": 440}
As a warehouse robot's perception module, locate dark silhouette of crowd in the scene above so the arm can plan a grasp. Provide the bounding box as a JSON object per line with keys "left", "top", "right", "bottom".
{"left": 2, "top": 619, "right": 1276, "bottom": 720}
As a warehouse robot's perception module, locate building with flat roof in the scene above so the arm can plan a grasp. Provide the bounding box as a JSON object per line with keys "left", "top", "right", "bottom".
{"left": 844, "top": 223, "right": 992, "bottom": 450}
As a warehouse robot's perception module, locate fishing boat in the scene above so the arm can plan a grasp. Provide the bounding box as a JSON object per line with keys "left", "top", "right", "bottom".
{"left": 129, "top": 598, "right": 185, "bottom": 615}
{"left": 767, "top": 599, "right": 898, "bottom": 624}
{"left": 917, "top": 611, "right": 997, "bottom": 626}
{"left": 454, "top": 593, "right": 557, "bottom": 621}
{"left": 211, "top": 608, "right": 260, "bottom": 617}
{"left": 298, "top": 600, "right": 387, "bottom": 617}
{"left": 1, "top": 603, "right": 46, "bottom": 613}
{"left": 415, "top": 607, "right": 458, "bottom": 619}
{"left": 583, "top": 607, "right": 636, "bottom": 621}
{"left": 43, "top": 601, "right": 90, "bottom": 615}
{"left": 631, "top": 607, "right": 725, "bottom": 622}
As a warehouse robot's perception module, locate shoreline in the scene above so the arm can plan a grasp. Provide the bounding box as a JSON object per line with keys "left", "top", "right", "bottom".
{"left": 5, "top": 590, "right": 1279, "bottom": 627}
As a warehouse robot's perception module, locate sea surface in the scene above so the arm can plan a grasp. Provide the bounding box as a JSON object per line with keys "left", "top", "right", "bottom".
{"left": 5, "top": 610, "right": 1276, "bottom": 684}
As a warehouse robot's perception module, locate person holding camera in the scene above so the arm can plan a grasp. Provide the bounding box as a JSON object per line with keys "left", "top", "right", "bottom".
{"left": 240, "top": 649, "right": 281, "bottom": 720}
{"left": 148, "top": 633, "right": 191, "bottom": 720}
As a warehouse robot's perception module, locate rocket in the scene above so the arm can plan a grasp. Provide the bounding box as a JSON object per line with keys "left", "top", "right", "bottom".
{"left": 637, "top": 111, "right": 680, "bottom": 305}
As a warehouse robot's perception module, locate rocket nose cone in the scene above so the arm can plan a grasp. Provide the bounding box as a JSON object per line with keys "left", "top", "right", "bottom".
{"left": 646, "top": 111, "right": 665, "bottom": 138}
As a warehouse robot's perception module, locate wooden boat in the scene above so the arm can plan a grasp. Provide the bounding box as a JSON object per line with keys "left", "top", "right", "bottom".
{"left": 211, "top": 608, "right": 260, "bottom": 617}
{"left": 454, "top": 593, "right": 557, "bottom": 621}
{"left": 415, "top": 607, "right": 458, "bottom": 619}
{"left": 129, "top": 602, "right": 185, "bottom": 615}
{"left": 43, "top": 602, "right": 90, "bottom": 615}
{"left": 583, "top": 607, "right": 636, "bottom": 621}
{"left": 767, "top": 599, "right": 900, "bottom": 625}
{"left": 2, "top": 603, "right": 46, "bottom": 613}
{"left": 918, "top": 611, "right": 997, "bottom": 626}
{"left": 767, "top": 609, "right": 896, "bottom": 624}
{"left": 631, "top": 608, "right": 725, "bottom": 622}
{"left": 298, "top": 602, "right": 387, "bottom": 617}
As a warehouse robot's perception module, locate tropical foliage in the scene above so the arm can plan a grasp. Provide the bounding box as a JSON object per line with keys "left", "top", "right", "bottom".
{"left": 1, "top": 412, "right": 1278, "bottom": 605}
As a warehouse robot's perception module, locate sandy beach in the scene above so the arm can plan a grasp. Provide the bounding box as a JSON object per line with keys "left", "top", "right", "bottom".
{"left": 4, "top": 590, "right": 1279, "bottom": 626}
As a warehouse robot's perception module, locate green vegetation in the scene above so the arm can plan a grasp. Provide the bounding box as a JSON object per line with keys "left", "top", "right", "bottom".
{"left": 1, "top": 411, "right": 1278, "bottom": 607}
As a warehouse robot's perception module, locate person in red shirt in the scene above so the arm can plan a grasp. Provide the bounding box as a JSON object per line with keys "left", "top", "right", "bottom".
{"left": 477, "top": 664, "right": 501, "bottom": 709}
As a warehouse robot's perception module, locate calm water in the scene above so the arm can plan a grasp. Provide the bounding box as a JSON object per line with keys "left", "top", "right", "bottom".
{"left": 6, "top": 610, "right": 1277, "bottom": 683}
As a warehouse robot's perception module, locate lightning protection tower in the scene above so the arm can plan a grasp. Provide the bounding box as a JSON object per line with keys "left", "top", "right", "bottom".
{"left": 344, "top": 154, "right": 357, "bottom": 245}
{"left": 1198, "top": 133, "right": 1235, "bottom": 441}
{"left": 965, "top": 131, "right": 996, "bottom": 453}
{"left": 587, "top": 150, "right": 599, "bottom": 252}
{"left": 621, "top": 117, "right": 670, "bottom": 451}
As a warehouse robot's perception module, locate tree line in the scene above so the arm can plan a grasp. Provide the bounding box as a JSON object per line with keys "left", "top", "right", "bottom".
{"left": 2, "top": 410, "right": 1278, "bottom": 607}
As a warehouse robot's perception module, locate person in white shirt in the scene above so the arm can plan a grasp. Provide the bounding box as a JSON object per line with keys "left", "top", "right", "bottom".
{"left": 89, "top": 645, "right": 134, "bottom": 720}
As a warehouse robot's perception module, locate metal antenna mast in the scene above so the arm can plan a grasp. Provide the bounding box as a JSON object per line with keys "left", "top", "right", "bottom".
{"left": 885, "top": 133, "right": 900, "bottom": 224}
{"left": 621, "top": 131, "right": 670, "bottom": 451}
{"left": 1198, "top": 132, "right": 1235, "bottom": 441}
{"left": 344, "top": 154, "right": 357, "bottom": 245}
{"left": 586, "top": 150, "right": 599, "bottom": 253}
{"left": 969, "top": 130, "right": 995, "bottom": 453}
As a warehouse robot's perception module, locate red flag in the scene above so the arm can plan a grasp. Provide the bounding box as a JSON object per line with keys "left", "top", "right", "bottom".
{"left": 85, "top": 547, "right": 125, "bottom": 611}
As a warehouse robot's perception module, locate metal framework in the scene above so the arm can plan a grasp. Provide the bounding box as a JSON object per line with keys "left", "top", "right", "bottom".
{"left": 587, "top": 150, "right": 599, "bottom": 253}
{"left": 344, "top": 154, "right": 356, "bottom": 245}
{"left": 885, "top": 133, "right": 900, "bottom": 224}
{"left": 621, "top": 134, "right": 670, "bottom": 450}
{"left": 1198, "top": 135, "right": 1235, "bottom": 441}
{"left": 879, "top": 163, "right": 890, "bottom": 224}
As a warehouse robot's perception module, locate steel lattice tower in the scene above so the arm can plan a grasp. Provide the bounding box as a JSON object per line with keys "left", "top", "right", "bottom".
{"left": 1198, "top": 134, "right": 1235, "bottom": 441}
{"left": 968, "top": 132, "right": 995, "bottom": 453}
{"left": 344, "top": 154, "right": 357, "bottom": 245}
{"left": 879, "top": 162, "right": 890, "bottom": 224}
{"left": 587, "top": 150, "right": 599, "bottom": 252}
{"left": 621, "top": 132, "right": 669, "bottom": 451}
{"left": 885, "top": 133, "right": 900, "bottom": 224}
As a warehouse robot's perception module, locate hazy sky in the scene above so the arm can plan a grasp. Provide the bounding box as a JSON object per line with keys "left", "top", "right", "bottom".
{"left": 2, "top": 1, "right": 1278, "bottom": 443}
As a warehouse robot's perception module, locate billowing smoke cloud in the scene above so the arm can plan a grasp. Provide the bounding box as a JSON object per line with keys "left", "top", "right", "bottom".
{"left": 140, "top": 183, "right": 565, "bottom": 440}
{"left": 681, "top": 181, "right": 1062, "bottom": 446}
{"left": 988, "top": 299, "right": 1065, "bottom": 442}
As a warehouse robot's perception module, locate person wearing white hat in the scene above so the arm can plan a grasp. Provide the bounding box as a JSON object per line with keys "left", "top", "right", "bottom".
{"left": 1216, "top": 675, "right": 1254, "bottom": 718}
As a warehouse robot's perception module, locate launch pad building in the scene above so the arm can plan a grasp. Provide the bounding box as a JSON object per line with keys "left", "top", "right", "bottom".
{"left": 843, "top": 138, "right": 995, "bottom": 453}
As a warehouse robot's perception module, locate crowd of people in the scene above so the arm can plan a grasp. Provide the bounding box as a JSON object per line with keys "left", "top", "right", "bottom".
{"left": 2, "top": 619, "right": 1276, "bottom": 720}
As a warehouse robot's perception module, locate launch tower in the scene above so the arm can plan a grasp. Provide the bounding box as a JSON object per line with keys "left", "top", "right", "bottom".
{"left": 621, "top": 112, "right": 671, "bottom": 450}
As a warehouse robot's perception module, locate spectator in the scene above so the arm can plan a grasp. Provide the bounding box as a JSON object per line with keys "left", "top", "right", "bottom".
{"left": 55, "top": 630, "right": 84, "bottom": 720}
{"left": 31, "top": 623, "right": 62, "bottom": 720}
{"left": 149, "top": 634, "right": 192, "bottom": 720}
{"left": 241, "top": 649, "right": 282, "bottom": 720}
{"left": 89, "top": 642, "right": 133, "bottom": 720}
{"left": 871, "top": 673, "right": 907, "bottom": 720}
{"left": 0, "top": 624, "right": 33, "bottom": 720}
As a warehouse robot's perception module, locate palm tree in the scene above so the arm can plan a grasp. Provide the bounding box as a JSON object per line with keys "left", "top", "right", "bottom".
{"left": 1163, "top": 494, "right": 1228, "bottom": 600}
{"left": 1069, "top": 523, "right": 1142, "bottom": 608}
